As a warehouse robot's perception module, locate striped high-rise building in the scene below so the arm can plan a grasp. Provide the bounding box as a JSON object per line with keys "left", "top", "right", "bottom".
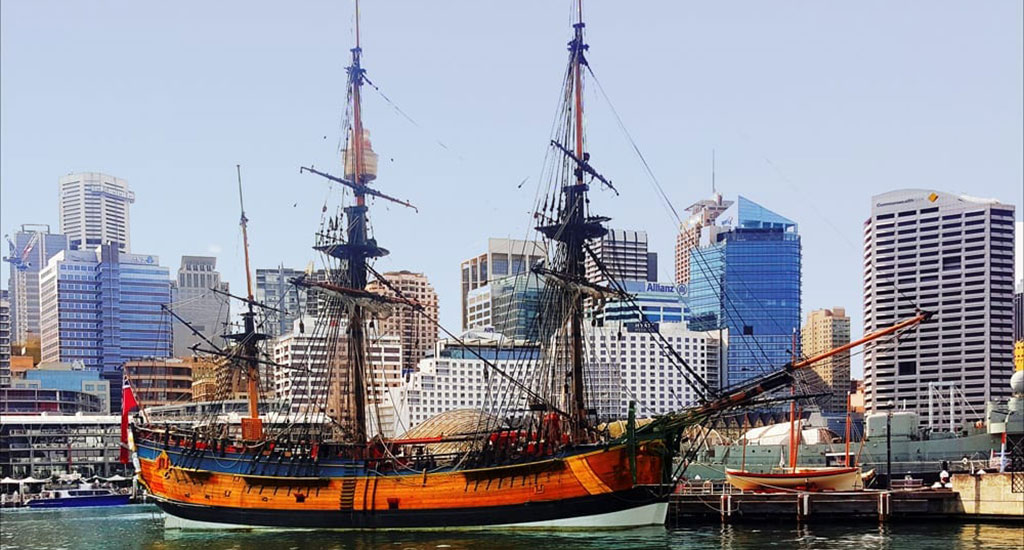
{"left": 801, "top": 307, "right": 851, "bottom": 414}
{"left": 58, "top": 172, "right": 134, "bottom": 253}
{"left": 862, "top": 190, "right": 1016, "bottom": 419}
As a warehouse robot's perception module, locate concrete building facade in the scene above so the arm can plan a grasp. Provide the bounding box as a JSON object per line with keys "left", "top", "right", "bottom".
{"left": 0, "top": 291, "right": 8, "bottom": 387}
{"left": 255, "top": 265, "right": 330, "bottom": 337}
{"left": 862, "top": 190, "right": 1016, "bottom": 419}
{"left": 460, "top": 239, "right": 546, "bottom": 331}
{"left": 13, "top": 362, "right": 111, "bottom": 413}
{"left": 801, "top": 307, "right": 851, "bottom": 414}
{"left": 123, "top": 358, "right": 195, "bottom": 409}
{"left": 171, "top": 255, "right": 230, "bottom": 357}
{"left": 58, "top": 172, "right": 134, "bottom": 253}
{"left": 0, "top": 415, "right": 128, "bottom": 478}
{"left": 271, "top": 318, "right": 403, "bottom": 421}
{"left": 585, "top": 228, "right": 655, "bottom": 286}
{"left": 675, "top": 193, "right": 733, "bottom": 285}
{"left": 365, "top": 271, "right": 439, "bottom": 375}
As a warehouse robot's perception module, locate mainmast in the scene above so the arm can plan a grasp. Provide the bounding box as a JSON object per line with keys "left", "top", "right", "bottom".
{"left": 301, "top": 0, "right": 395, "bottom": 445}
{"left": 537, "top": 1, "right": 608, "bottom": 442}
{"left": 345, "top": 4, "right": 371, "bottom": 444}
{"left": 567, "top": 0, "right": 588, "bottom": 442}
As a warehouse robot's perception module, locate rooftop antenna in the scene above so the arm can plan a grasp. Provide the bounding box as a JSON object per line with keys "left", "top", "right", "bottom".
{"left": 711, "top": 149, "right": 716, "bottom": 194}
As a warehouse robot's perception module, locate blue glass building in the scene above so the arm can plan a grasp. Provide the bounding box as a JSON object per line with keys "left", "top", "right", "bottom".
{"left": 39, "top": 244, "right": 172, "bottom": 410}
{"left": 688, "top": 196, "right": 801, "bottom": 387}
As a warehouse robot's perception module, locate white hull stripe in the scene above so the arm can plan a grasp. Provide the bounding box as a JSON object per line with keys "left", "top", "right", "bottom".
{"left": 163, "top": 502, "right": 669, "bottom": 531}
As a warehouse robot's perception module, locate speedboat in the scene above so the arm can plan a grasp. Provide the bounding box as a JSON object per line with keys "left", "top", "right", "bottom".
{"left": 26, "top": 485, "right": 130, "bottom": 508}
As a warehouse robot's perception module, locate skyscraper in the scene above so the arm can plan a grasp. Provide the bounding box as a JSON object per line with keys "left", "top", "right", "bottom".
{"left": 801, "top": 307, "right": 851, "bottom": 414}
{"left": 585, "top": 228, "right": 654, "bottom": 286}
{"left": 58, "top": 173, "right": 135, "bottom": 253}
{"left": 675, "top": 192, "right": 733, "bottom": 285}
{"left": 5, "top": 225, "right": 68, "bottom": 345}
{"left": 0, "top": 291, "right": 10, "bottom": 386}
{"left": 862, "top": 190, "right": 1016, "bottom": 419}
{"left": 170, "top": 256, "right": 230, "bottom": 357}
{"left": 1013, "top": 282, "right": 1022, "bottom": 343}
{"left": 39, "top": 245, "right": 173, "bottom": 373}
{"left": 366, "top": 271, "right": 439, "bottom": 374}
{"left": 254, "top": 265, "right": 335, "bottom": 338}
{"left": 688, "top": 196, "right": 802, "bottom": 387}
{"left": 255, "top": 265, "right": 331, "bottom": 337}
{"left": 460, "top": 239, "right": 546, "bottom": 331}
{"left": 1014, "top": 283, "right": 1023, "bottom": 372}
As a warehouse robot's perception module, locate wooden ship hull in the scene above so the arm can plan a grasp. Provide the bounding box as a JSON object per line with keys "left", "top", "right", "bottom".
{"left": 725, "top": 467, "right": 861, "bottom": 492}
{"left": 135, "top": 437, "right": 671, "bottom": 529}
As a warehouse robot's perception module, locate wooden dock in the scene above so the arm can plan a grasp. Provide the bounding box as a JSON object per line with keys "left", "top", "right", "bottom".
{"left": 668, "top": 484, "right": 959, "bottom": 524}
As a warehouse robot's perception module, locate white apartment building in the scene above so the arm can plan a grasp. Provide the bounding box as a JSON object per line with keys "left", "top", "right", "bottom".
{"left": 863, "top": 190, "right": 1016, "bottom": 418}
{"left": 58, "top": 172, "right": 134, "bottom": 253}
{"left": 587, "top": 321, "right": 719, "bottom": 417}
{"left": 394, "top": 330, "right": 540, "bottom": 432}
{"left": 272, "top": 318, "right": 403, "bottom": 431}
{"left": 392, "top": 322, "right": 719, "bottom": 434}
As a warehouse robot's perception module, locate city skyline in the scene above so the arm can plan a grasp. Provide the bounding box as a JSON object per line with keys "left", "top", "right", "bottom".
{"left": 2, "top": 2, "right": 1022, "bottom": 380}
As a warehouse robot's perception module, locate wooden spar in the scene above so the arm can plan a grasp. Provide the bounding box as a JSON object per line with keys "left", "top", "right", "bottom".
{"left": 236, "top": 165, "right": 260, "bottom": 426}
{"left": 351, "top": 0, "right": 365, "bottom": 207}
{"left": 573, "top": 0, "right": 584, "bottom": 165}
{"left": 237, "top": 166, "right": 254, "bottom": 302}
{"left": 792, "top": 311, "right": 930, "bottom": 370}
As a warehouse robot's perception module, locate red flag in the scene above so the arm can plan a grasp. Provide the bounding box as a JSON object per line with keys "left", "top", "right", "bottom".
{"left": 120, "top": 379, "right": 140, "bottom": 464}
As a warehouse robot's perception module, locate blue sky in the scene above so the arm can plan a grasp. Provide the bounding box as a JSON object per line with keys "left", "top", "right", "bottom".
{"left": 2, "top": 1, "right": 1021, "bottom": 377}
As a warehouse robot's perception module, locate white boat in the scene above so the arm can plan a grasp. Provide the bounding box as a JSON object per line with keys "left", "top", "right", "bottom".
{"left": 725, "top": 466, "right": 862, "bottom": 492}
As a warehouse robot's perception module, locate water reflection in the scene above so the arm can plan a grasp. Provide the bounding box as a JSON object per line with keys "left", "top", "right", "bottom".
{"left": 2, "top": 505, "right": 1022, "bottom": 550}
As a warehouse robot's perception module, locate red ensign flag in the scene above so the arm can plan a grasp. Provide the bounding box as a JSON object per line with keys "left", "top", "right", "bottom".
{"left": 120, "top": 380, "right": 140, "bottom": 464}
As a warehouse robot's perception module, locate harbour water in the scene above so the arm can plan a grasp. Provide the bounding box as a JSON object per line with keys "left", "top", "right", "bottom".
{"left": 1, "top": 505, "right": 1021, "bottom": 550}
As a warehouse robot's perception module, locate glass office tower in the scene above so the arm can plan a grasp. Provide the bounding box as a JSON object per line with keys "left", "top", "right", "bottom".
{"left": 688, "top": 196, "right": 801, "bottom": 387}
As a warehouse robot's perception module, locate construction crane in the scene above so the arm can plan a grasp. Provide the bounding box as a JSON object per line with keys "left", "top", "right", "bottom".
{"left": 3, "top": 229, "right": 42, "bottom": 271}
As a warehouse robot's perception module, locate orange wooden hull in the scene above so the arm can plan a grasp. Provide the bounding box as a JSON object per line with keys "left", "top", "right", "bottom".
{"left": 137, "top": 442, "right": 671, "bottom": 529}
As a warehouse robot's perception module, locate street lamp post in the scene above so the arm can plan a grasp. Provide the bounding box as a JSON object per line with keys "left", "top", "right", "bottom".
{"left": 886, "top": 399, "right": 894, "bottom": 490}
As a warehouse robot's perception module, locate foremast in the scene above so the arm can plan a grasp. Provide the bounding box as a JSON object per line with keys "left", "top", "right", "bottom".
{"left": 536, "top": 1, "right": 609, "bottom": 443}
{"left": 232, "top": 164, "right": 268, "bottom": 441}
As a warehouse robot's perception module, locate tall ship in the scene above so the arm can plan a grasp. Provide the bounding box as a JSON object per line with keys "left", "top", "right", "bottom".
{"left": 130, "top": 2, "right": 930, "bottom": 529}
